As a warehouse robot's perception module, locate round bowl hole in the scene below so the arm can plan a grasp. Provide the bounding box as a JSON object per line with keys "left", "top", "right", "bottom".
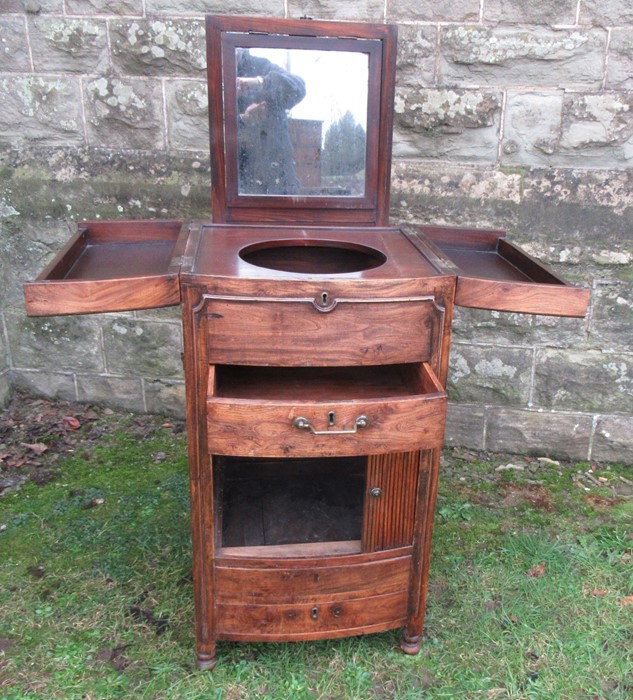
{"left": 239, "top": 239, "right": 386, "bottom": 275}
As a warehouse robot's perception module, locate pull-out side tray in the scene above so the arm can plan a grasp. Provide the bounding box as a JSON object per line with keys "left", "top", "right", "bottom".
{"left": 24, "top": 220, "right": 189, "bottom": 316}
{"left": 412, "top": 225, "right": 590, "bottom": 317}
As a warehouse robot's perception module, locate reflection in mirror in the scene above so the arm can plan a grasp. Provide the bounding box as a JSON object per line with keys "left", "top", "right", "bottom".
{"left": 235, "top": 48, "right": 369, "bottom": 197}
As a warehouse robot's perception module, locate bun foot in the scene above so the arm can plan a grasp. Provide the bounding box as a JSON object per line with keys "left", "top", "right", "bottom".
{"left": 400, "top": 632, "right": 421, "bottom": 655}
{"left": 196, "top": 653, "right": 218, "bottom": 671}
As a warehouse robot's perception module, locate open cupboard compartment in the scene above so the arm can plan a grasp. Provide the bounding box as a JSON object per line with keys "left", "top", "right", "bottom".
{"left": 214, "top": 449, "right": 424, "bottom": 555}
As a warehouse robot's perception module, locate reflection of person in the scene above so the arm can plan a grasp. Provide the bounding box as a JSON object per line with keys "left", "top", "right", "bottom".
{"left": 236, "top": 49, "right": 306, "bottom": 194}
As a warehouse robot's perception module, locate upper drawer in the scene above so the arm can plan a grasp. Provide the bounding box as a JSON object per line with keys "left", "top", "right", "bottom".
{"left": 414, "top": 225, "right": 590, "bottom": 317}
{"left": 23, "top": 220, "right": 188, "bottom": 316}
{"left": 207, "top": 361, "right": 447, "bottom": 458}
{"left": 204, "top": 294, "right": 446, "bottom": 366}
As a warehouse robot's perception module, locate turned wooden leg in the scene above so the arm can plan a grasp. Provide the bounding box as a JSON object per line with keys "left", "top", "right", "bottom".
{"left": 400, "top": 631, "right": 421, "bottom": 655}
{"left": 196, "top": 650, "right": 218, "bottom": 671}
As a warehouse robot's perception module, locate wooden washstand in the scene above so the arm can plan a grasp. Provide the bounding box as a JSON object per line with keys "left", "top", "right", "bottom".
{"left": 24, "top": 16, "right": 589, "bottom": 670}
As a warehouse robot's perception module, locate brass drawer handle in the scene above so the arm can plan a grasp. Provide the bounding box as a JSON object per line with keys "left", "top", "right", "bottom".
{"left": 293, "top": 414, "right": 369, "bottom": 435}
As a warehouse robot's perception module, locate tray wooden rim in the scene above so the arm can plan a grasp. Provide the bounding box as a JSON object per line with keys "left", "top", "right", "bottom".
{"left": 412, "top": 224, "right": 590, "bottom": 317}
{"left": 23, "top": 219, "right": 188, "bottom": 316}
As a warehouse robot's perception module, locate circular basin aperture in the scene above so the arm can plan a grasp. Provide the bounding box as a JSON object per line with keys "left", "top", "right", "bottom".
{"left": 239, "top": 239, "right": 387, "bottom": 275}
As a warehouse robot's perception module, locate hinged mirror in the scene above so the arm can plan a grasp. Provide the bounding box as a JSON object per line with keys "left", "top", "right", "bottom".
{"left": 206, "top": 16, "right": 397, "bottom": 225}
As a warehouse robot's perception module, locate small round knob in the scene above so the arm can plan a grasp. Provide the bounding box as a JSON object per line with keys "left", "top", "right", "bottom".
{"left": 355, "top": 415, "right": 369, "bottom": 429}
{"left": 370, "top": 487, "right": 382, "bottom": 498}
{"left": 293, "top": 417, "right": 310, "bottom": 430}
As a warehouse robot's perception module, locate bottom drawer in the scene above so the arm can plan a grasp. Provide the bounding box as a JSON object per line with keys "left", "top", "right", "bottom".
{"left": 216, "top": 590, "right": 408, "bottom": 641}
{"left": 214, "top": 552, "right": 410, "bottom": 641}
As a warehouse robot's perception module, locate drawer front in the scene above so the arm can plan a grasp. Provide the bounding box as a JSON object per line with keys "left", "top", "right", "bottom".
{"left": 207, "top": 381, "right": 446, "bottom": 459}
{"left": 204, "top": 294, "right": 445, "bottom": 366}
{"left": 216, "top": 591, "right": 408, "bottom": 641}
{"left": 215, "top": 554, "right": 411, "bottom": 603}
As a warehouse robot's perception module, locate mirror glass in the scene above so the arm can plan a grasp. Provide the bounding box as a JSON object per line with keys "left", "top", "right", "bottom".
{"left": 234, "top": 48, "right": 369, "bottom": 197}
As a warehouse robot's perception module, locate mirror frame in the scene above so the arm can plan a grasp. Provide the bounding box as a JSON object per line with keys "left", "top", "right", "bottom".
{"left": 205, "top": 15, "right": 397, "bottom": 226}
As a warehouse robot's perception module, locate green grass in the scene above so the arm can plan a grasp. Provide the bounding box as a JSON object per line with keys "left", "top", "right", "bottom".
{"left": 1, "top": 413, "right": 631, "bottom": 699}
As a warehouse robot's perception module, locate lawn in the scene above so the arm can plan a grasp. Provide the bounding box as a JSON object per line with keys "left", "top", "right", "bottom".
{"left": 0, "top": 396, "right": 631, "bottom": 699}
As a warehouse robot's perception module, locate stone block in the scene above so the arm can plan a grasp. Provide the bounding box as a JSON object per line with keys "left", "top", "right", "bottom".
{"left": 522, "top": 168, "right": 633, "bottom": 236}
{"left": 518, "top": 168, "right": 633, "bottom": 257}
{"left": 580, "top": 0, "right": 633, "bottom": 27}
{"left": 10, "top": 369, "right": 77, "bottom": 402}
{"left": 391, "top": 190, "right": 520, "bottom": 231}
{"left": 392, "top": 169, "right": 627, "bottom": 273}
{"left": 144, "top": 378, "right": 186, "bottom": 418}
{"left": 29, "top": 17, "right": 108, "bottom": 74}
{"left": 501, "top": 91, "right": 565, "bottom": 166}
{"left": 534, "top": 349, "right": 633, "bottom": 413}
{"left": 388, "top": 0, "right": 479, "bottom": 22}
{"left": 558, "top": 92, "right": 633, "bottom": 167}
{"left": 109, "top": 19, "right": 206, "bottom": 77}
{"left": 439, "top": 27, "right": 606, "bottom": 89}
{"left": 396, "top": 24, "right": 437, "bottom": 88}
{"left": 390, "top": 161, "right": 521, "bottom": 227}
{"left": 135, "top": 304, "right": 183, "bottom": 324}
{"left": 5, "top": 311, "right": 104, "bottom": 373}
{"left": 447, "top": 343, "right": 533, "bottom": 405}
{"left": 450, "top": 306, "right": 588, "bottom": 350}
{"left": 66, "top": 0, "right": 143, "bottom": 14}
{"left": 586, "top": 280, "right": 633, "bottom": 352}
{"left": 165, "top": 80, "right": 209, "bottom": 151}
{"left": 0, "top": 76, "right": 83, "bottom": 146}
{"left": 1, "top": 147, "right": 212, "bottom": 224}
{"left": 76, "top": 374, "right": 145, "bottom": 412}
{"left": 0, "top": 17, "right": 31, "bottom": 73}
{"left": 444, "top": 402, "right": 485, "bottom": 450}
{"left": 451, "top": 307, "right": 535, "bottom": 346}
{"left": 592, "top": 415, "right": 633, "bottom": 463}
{"left": 84, "top": 77, "right": 165, "bottom": 150}
{"left": 607, "top": 30, "right": 633, "bottom": 90}
{"left": 528, "top": 314, "right": 590, "bottom": 349}
{"left": 512, "top": 204, "right": 631, "bottom": 268}
{"left": 145, "top": 0, "right": 284, "bottom": 14}
{"left": 102, "top": 318, "right": 183, "bottom": 379}
{"left": 19, "top": 0, "right": 63, "bottom": 10}
{"left": 393, "top": 88, "right": 502, "bottom": 161}
{"left": 483, "top": 0, "right": 576, "bottom": 25}
{"left": 485, "top": 407, "right": 593, "bottom": 460}
{"left": 287, "top": 0, "right": 385, "bottom": 20}
{"left": 0, "top": 218, "right": 81, "bottom": 308}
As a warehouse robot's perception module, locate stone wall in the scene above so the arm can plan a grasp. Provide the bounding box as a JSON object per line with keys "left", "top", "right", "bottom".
{"left": 1, "top": 1, "right": 631, "bottom": 462}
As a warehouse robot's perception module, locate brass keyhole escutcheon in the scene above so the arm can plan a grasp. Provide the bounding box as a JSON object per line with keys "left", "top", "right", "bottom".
{"left": 311, "top": 606, "right": 319, "bottom": 620}
{"left": 327, "top": 411, "right": 335, "bottom": 426}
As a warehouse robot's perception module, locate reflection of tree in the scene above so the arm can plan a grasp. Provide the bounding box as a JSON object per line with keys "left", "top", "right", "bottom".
{"left": 321, "top": 111, "right": 366, "bottom": 177}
